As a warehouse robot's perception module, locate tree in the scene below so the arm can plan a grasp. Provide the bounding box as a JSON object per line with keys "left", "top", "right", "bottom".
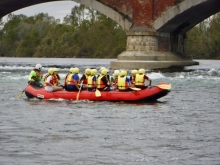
{"left": 186, "top": 12, "right": 220, "bottom": 59}
{"left": 0, "top": 5, "right": 126, "bottom": 58}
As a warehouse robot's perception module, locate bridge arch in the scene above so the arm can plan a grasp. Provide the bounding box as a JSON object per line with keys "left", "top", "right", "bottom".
{"left": 0, "top": 0, "right": 132, "bottom": 30}
{"left": 153, "top": 0, "right": 220, "bottom": 33}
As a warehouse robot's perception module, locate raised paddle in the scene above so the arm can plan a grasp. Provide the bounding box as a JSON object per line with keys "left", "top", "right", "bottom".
{"left": 76, "top": 82, "right": 83, "bottom": 100}
{"left": 157, "top": 84, "right": 171, "bottom": 90}
{"left": 95, "top": 89, "right": 101, "bottom": 97}
{"left": 17, "top": 82, "right": 31, "bottom": 99}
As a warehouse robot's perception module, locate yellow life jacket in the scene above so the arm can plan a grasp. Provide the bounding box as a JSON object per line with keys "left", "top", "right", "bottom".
{"left": 135, "top": 74, "right": 145, "bottom": 86}
{"left": 65, "top": 73, "right": 74, "bottom": 85}
{"left": 96, "top": 76, "right": 105, "bottom": 88}
{"left": 87, "top": 76, "right": 96, "bottom": 88}
{"left": 118, "top": 76, "right": 128, "bottom": 90}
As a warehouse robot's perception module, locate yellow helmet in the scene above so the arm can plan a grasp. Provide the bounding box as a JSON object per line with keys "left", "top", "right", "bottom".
{"left": 69, "top": 67, "right": 74, "bottom": 73}
{"left": 71, "top": 67, "right": 79, "bottom": 74}
{"left": 131, "top": 70, "right": 138, "bottom": 74}
{"left": 48, "top": 68, "right": 54, "bottom": 74}
{"left": 113, "top": 70, "right": 120, "bottom": 77}
{"left": 85, "top": 68, "right": 91, "bottom": 75}
{"left": 53, "top": 68, "right": 59, "bottom": 72}
{"left": 120, "top": 70, "right": 127, "bottom": 76}
{"left": 91, "top": 69, "right": 97, "bottom": 76}
{"left": 99, "top": 67, "right": 106, "bottom": 72}
{"left": 101, "top": 69, "right": 108, "bottom": 76}
{"left": 138, "top": 68, "right": 145, "bottom": 74}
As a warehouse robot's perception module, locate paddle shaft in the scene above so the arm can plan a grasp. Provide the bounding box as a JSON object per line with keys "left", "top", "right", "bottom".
{"left": 76, "top": 82, "right": 83, "bottom": 100}
{"left": 17, "top": 82, "right": 31, "bottom": 99}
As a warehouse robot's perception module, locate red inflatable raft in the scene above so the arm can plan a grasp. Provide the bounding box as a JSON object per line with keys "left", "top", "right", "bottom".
{"left": 25, "top": 83, "right": 171, "bottom": 101}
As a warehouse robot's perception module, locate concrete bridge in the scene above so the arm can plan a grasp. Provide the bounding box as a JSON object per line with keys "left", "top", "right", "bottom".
{"left": 1, "top": 0, "right": 220, "bottom": 69}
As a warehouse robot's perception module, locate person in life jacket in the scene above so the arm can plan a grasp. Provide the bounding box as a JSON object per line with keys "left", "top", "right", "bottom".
{"left": 45, "top": 68, "right": 63, "bottom": 92}
{"left": 64, "top": 67, "right": 80, "bottom": 91}
{"left": 130, "top": 69, "right": 138, "bottom": 87}
{"left": 135, "top": 68, "right": 152, "bottom": 89}
{"left": 87, "top": 69, "right": 97, "bottom": 91}
{"left": 28, "top": 63, "right": 44, "bottom": 88}
{"left": 96, "top": 68, "right": 111, "bottom": 91}
{"left": 99, "top": 67, "right": 110, "bottom": 84}
{"left": 50, "top": 68, "right": 64, "bottom": 88}
{"left": 110, "top": 70, "right": 120, "bottom": 89}
{"left": 80, "top": 68, "right": 91, "bottom": 90}
{"left": 99, "top": 67, "right": 106, "bottom": 74}
{"left": 117, "top": 70, "right": 131, "bottom": 91}
{"left": 53, "top": 68, "right": 61, "bottom": 86}
{"left": 64, "top": 68, "right": 73, "bottom": 87}
{"left": 44, "top": 68, "right": 54, "bottom": 86}
{"left": 44, "top": 68, "right": 62, "bottom": 86}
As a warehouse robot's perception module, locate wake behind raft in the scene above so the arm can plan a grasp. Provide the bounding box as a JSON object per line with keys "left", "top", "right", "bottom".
{"left": 24, "top": 82, "right": 171, "bottom": 102}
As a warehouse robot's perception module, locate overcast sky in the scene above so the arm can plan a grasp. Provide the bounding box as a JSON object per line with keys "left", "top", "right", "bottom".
{"left": 3, "top": 1, "right": 78, "bottom": 22}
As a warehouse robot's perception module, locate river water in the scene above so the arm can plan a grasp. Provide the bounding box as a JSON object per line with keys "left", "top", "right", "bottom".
{"left": 0, "top": 57, "right": 220, "bottom": 165}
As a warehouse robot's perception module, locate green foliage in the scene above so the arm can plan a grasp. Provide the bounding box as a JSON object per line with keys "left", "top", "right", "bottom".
{"left": 0, "top": 5, "right": 126, "bottom": 58}
{"left": 186, "top": 13, "right": 220, "bottom": 59}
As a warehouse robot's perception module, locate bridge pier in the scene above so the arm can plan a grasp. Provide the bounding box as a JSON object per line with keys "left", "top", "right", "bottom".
{"left": 110, "top": 31, "right": 199, "bottom": 70}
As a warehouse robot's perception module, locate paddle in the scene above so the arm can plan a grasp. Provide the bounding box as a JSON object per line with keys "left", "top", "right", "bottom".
{"left": 157, "top": 84, "right": 171, "bottom": 90}
{"left": 76, "top": 82, "right": 83, "bottom": 100}
{"left": 17, "top": 82, "right": 31, "bottom": 99}
{"left": 95, "top": 89, "right": 101, "bottom": 97}
{"left": 129, "top": 87, "right": 141, "bottom": 91}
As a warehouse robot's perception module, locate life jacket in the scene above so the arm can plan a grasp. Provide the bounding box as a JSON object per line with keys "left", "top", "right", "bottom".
{"left": 135, "top": 74, "right": 145, "bottom": 86}
{"left": 45, "top": 75, "right": 56, "bottom": 86}
{"left": 54, "top": 74, "right": 60, "bottom": 85}
{"left": 65, "top": 73, "right": 80, "bottom": 86}
{"left": 31, "top": 70, "right": 40, "bottom": 81}
{"left": 96, "top": 76, "right": 105, "bottom": 88}
{"left": 44, "top": 74, "right": 50, "bottom": 86}
{"left": 130, "top": 75, "right": 136, "bottom": 84}
{"left": 64, "top": 73, "right": 70, "bottom": 86}
{"left": 87, "top": 76, "right": 96, "bottom": 88}
{"left": 64, "top": 73, "right": 74, "bottom": 85}
{"left": 82, "top": 74, "right": 89, "bottom": 84}
{"left": 113, "top": 76, "right": 118, "bottom": 84}
{"left": 118, "top": 76, "right": 128, "bottom": 90}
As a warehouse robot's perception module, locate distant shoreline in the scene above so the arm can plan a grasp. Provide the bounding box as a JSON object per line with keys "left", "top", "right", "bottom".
{"left": 0, "top": 57, "right": 117, "bottom": 68}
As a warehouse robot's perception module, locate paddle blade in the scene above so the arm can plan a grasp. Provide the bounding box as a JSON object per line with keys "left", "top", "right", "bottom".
{"left": 17, "top": 91, "right": 24, "bottom": 99}
{"left": 76, "top": 92, "right": 80, "bottom": 100}
{"left": 157, "top": 84, "right": 171, "bottom": 90}
{"left": 129, "top": 87, "right": 141, "bottom": 91}
{"left": 95, "top": 89, "right": 101, "bottom": 97}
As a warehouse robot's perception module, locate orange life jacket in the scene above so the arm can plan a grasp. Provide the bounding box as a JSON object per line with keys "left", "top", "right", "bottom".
{"left": 82, "top": 74, "right": 89, "bottom": 84}
{"left": 64, "top": 73, "right": 74, "bottom": 85}
{"left": 45, "top": 75, "right": 56, "bottom": 86}
{"left": 96, "top": 76, "right": 105, "bottom": 88}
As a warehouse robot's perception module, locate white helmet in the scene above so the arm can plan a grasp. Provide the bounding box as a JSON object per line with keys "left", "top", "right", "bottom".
{"left": 35, "top": 64, "right": 42, "bottom": 70}
{"left": 113, "top": 70, "right": 120, "bottom": 77}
